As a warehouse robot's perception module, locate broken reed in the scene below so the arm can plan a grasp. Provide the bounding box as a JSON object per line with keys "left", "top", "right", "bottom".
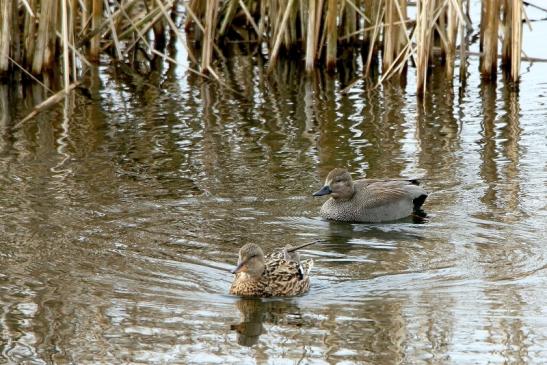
{"left": 0, "top": 0, "right": 525, "bottom": 96}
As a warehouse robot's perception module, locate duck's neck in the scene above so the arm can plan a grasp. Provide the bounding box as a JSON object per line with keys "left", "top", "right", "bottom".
{"left": 334, "top": 183, "right": 355, "bottom": 201}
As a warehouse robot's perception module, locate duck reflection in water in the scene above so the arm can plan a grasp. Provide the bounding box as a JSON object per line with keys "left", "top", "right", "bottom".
{"left": 230, "top": 298, "right": 303, "bottom": 347}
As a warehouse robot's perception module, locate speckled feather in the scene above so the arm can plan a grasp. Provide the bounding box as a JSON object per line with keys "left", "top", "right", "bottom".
{"left": 229, "top": 245, "right": 313, "bottom": 297}
{"left": 316, "top": 168, "right": 428, "bottom": 222}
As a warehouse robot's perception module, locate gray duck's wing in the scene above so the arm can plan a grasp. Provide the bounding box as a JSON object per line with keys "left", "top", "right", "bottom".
{"left": 356, "top": 180, "right": 424, "bottom": 209}
{"left": 356, "top": 178, "right": 422, "bottom": 186}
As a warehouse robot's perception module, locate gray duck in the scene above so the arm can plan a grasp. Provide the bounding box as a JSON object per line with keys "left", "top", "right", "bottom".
{"left": 313, "top": 168, "right": 428, "bottom": 222}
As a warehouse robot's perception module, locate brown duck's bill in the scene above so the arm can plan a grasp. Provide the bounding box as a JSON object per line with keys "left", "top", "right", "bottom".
{"left": 231, "top": 261, "right": 247, "bottom": 274}
{"left": 313, "top": 185, "right": 332, "bottom": 196}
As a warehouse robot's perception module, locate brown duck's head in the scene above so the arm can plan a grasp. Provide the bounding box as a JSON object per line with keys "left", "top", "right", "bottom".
{"left": 232, "top": 243, "right": 266, "bottom": 278}
{"left": 313, "top": 168, "right": 354, "bottom": 200}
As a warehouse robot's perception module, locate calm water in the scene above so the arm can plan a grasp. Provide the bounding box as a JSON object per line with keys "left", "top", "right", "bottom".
{"left": 2, "top": 23, "right": 547, "bottom": 365}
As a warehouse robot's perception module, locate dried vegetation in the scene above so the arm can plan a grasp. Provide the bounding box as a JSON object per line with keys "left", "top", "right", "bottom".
{"left": 0, "top": 0, "right": 531, "bottom": 101}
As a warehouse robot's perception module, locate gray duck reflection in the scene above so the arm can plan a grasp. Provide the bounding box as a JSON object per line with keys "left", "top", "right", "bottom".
{"left": 230, "top": 298, "right": 302, "bottom": 347}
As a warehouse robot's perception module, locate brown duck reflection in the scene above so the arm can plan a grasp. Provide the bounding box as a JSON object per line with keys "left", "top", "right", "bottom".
{"left": 230, "top": 298, "right": 302, "bottom": 347}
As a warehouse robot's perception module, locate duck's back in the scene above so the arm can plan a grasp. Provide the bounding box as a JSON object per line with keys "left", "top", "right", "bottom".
{"left": 320, "top": 179, "right": 427, "bottom": 222}
{"left": 230, "top": 255, "right": 313, "bottom": 297}
{"left": 263, "top": 257, "right": 312, "bottom": 296}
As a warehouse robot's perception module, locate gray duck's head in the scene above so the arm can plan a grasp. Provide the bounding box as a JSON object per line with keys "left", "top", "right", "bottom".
{"left": 313, "top": 168, "right": 354, "bottom": 200}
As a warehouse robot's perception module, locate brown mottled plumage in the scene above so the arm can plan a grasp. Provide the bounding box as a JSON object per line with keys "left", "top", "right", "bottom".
{"left": 313, "top": 168, "right": 428, "bottom": 222}
{"left": 229, "top": 243, "right": 314, "bottom": 297}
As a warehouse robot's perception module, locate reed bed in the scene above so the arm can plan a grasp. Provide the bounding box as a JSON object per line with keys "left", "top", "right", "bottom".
{"left": 0, "top": 0, "right": 530, "bottom": 100}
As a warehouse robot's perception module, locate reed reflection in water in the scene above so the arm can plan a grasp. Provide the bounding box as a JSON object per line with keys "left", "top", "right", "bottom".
{"left": 0, "top": 51, "right": 546, "bottom": 364}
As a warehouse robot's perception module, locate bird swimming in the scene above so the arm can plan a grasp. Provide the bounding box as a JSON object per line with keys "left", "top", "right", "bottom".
{"left": 229, "top": 242, "right": 314, "bottom": 297}
{"left": 313, "top": 168, "right": 428, "bottom": 223}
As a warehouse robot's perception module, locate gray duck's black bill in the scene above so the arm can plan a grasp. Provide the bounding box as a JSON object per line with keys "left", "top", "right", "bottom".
{"left": 313, "top": 186, "right": 332, "bottom": 196}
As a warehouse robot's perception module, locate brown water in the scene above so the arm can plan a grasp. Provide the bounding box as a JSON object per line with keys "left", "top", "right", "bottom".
{"left": 2, "top": 32, "right": 547, "bottom": 365}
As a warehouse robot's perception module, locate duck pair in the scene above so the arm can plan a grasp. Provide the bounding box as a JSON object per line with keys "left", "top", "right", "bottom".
{"left": 229, "top": 168, "right": 429, "bottom": 297}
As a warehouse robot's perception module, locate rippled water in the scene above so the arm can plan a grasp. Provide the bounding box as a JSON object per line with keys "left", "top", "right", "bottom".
{"left": 2, "top": 22, "right": 547, "bottom": 365}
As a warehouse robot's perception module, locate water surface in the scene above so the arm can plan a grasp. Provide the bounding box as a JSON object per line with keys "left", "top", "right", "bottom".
{"left": 1, "top": 16, "right": 547, "bottom": 365}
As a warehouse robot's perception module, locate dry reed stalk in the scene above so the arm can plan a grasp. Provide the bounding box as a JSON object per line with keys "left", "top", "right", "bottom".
{"left": 383, "top": 0, "right": 395, "bottom": 71}
{"left": 102, "top": 0, "right": 123, "bottom": 59}
{"left": 270, "top": 0, "right": 289, "bottom": 53}
{"left": 90, "top": 0, "right": 103, "bottom": 60}
{"left": 376, "top": 39, "right": 412, "bottom": 85}
{"left": 77, "top": 0, "right": 140, "bottom": 47}
{"left": 439, "top": 0, "right": 468, "bottom": 81}
{"left": 268, "top": 0, "right": 278, "bottom": 50}
{"left": 184, "top": 0, "right": 206, "bottom": 31}
{"left": 305, "top": 0, "right": 317, "bottom": 71}
{"left": 69, "top": 0, "right": 77, "bottom": 80}
{"left": 316, "top": 3, "right": 327, "bottom": 63}
{"left": 23, "top": 0, "right": 37, "bottom": 67}
{"left": 183, "top": 1, "right": 206, "bottom": 33}
{"left": 115, "top": 8, "right": 165, "bottom": 53}
{"left": 459, "top": 0, "right": 468, "bottom": 83}
{"left": 344, "top": 0, "right": 370, "bottom": 44}
{"left": 10, "top": 0, "right": 21, "bottom": 66}
{"left": 326, "top": 0, "right": 337, "bottom": 71}
{"left": 81, "top": 0, "right": 91, "bottom": 43}
{"left": 32, "top": 0, "right": 59, "bottom": 74}
{"left": 150, "top": 49, "right": 206, "bottom": 79}
{"left": 340, "top": 18, "right": 413, "bottom": 41}
{"left": 286, "top": 1, "right": 298, "bottom": 50}
{"left": 444, "top": 0, "right": 458, "bottom": 80}
{"left": 55, "top": 30, "right": 93, "bottom": 67}
{"left": 383, "top": 0, "right": 408, "bottom": 77}
{"left": 363, "top": 0, "right": 380, "bottom": 52}
{"left": 155, "top": 0, "right": 199, "bottom": 65}
{"left": 480, "top": 0, "right": 500, "bottom": 80}
{"left": 201, "top": 0, "right": 219, "bottom": 73}
{"left": 0, "top": 0, "right": 13, "bottom": 74}
{"left": 510, "top": 0, "right": 522, "bottom": 83}
{"left": 152, "top": 8, "right": 166, "bottom": 50}
{"left": 269, "top": 0, "right": 297, "bottom": 69}
{"left": 315, "top": 0, "right": 325, "bottom": 43}
{"left": 340, "top": 0, "right": 358, "bottom": 45}
{"left": 364, "top": 4, "right": 384, "bottom": 75}
{"left": 434, "top": 0, "right": 446, "bottom": 60}
{"left": 219, "top": 0, "right": 238, "bottom": 36}
{"left": 415, "top": 0, "right": 434, "bottom": 96}
{"left": 8, "top": 56, "right": 54, "bottom": 93}
{"left": 16, "top": 82, "right": 80, "bottom": 127}
{"left": 502, "top": 0, "right": 522, "bottom": 83}
{"left": 258, "top": 0, "right": 267, "bottom": 43}
{"left": 238, "top": 0, "right": 260, "bottom": 38}
{"left": 182, "top": 0, "right": 225, "bottom": 61}
{"left": 61, "top": 0, "right": 71, "bottom": 91}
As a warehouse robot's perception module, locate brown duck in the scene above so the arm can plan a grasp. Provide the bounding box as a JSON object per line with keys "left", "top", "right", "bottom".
{"left": 229, "top": 243, "right": 314, "bottom": 297}
{"left": 313, "top": 168, "right": 428, "bottom": 222}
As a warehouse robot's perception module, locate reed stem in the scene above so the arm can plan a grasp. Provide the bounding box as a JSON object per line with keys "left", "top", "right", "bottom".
{"left": 502, "top": 0, "right": 522, "bottom": 83}
{"left": 326, "top": 0, "right": 337, "bottom": 72}
{"left": 0, "top": 0, "right": 529, "bottom": 94}
{"left": 62, "top": 0, "right": 71, "bottom": 91}
{"left": 305, "top": 0, "right": 318, "bottom": 71}
{"left": 201, "top": 0, "right": 219, "bottom": 73}
{"left": 480, "top": 0, "right": 500, "bottom": 80}
{"left": 383, "top": 0, "right": 407, "bottom": 79}
{"left": 0, "top": 0, "right": 13, "bottom": 75}
{"left": 89, "top": 0, "right": 103, "bottom": 61}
